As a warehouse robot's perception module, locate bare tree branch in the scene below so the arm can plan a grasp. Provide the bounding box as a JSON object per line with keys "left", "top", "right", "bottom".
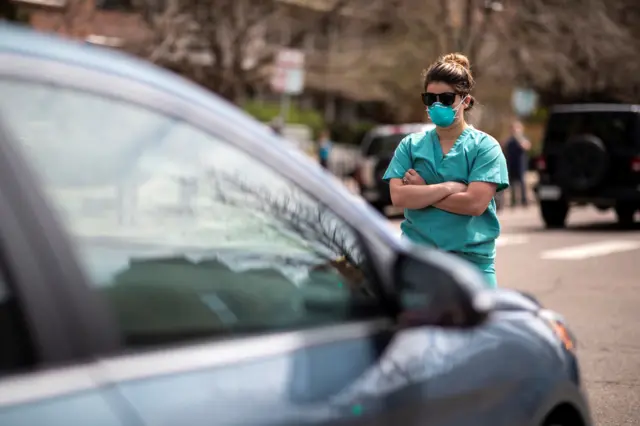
{"left": 212, "top": 172, "right": 363, "bottom": 266}
{"left": 129, "top": 0, "right": 380, "bottom": 103}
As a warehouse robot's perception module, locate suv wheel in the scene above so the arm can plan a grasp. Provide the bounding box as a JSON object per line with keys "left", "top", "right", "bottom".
{"left": 541, "top": 200, "right": 569, "bottom": 228}
{"left": 555, "top": 135, "right": 609, "bottom": 192}
{"left": 615, "top": 205, "right": 636, "bottom": 227}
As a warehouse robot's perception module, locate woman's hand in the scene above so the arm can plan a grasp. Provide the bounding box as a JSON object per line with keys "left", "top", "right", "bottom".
{"left": 402, "top": 169, "right": 426, "bottom": 185}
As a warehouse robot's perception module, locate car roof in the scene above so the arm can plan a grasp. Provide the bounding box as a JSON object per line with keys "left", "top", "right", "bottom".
{"left": 551, "top": 104, "right": 640, "bottom": 114}
{"left": 0, "top": 23, "right": 254, "bottom": 126}
{"left": 368, "top": 123, "right": 435, "bottom": 136}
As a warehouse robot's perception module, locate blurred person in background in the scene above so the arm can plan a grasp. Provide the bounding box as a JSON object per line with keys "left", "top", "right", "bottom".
{"left": 382, "top": 53, "right": 509, "bottom": 288}
{"left": 317, "top": 128, "right": 333, "bottom": 169}
{"left": 504, "top": 120, "right": 531, "bottom": 207}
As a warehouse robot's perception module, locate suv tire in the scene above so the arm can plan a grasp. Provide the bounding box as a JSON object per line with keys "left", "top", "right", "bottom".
{"left": 555, "top": 135, "right": 609, "bottom": 192}
{"left": 541, "top": 200, "right": 569, "bottom": 228}
{"left": 615, "top": 204, "right": 636, "bottom": 227}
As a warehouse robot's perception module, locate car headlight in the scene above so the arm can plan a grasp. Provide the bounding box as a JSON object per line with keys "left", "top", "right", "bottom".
{"left": 538, "top": 309, "right": 577, "bottom": 352}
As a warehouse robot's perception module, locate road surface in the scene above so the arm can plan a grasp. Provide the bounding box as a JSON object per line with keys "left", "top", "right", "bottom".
{"left": 390, "top": 206, "right": 640, "bottom": 426}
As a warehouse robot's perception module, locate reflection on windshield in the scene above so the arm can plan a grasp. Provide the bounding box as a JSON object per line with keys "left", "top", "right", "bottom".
{"left": 0, "top": 80, "right": 364, "bottom": 291}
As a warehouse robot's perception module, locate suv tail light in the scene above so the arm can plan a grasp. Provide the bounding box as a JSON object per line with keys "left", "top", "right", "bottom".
{"left": 535, "top": 156, "right": 547, "bottom": 171}
{"left": 631, "top": 157, "right": 640, "bottom": 172}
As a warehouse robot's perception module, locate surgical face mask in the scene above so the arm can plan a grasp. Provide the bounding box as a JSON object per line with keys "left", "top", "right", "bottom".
{"left": 427, "top": 96, "right": 467, "bottom": 128}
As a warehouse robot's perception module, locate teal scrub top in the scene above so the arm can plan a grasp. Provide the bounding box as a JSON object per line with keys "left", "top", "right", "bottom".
{"left": 383, "top": 126, "right": 509, "bottom": 265}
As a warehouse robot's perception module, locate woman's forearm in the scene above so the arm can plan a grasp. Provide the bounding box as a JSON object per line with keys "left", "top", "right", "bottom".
{"left": 434, "top": 192, "right": 485, "bottom": 216}
{"left": 390, "top": 183, "right": 453, "bottom": 209}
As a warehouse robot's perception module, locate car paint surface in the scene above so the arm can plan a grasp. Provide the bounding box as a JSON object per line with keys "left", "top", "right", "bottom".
{"left": 0, "top": 23, "right": 590, "bottom": 426}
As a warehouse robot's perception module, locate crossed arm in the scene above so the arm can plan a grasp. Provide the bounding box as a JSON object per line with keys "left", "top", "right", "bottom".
{"left": 389, "top": 169, "right": 497, "bottom": 216}
{"left": 433, "top": 182, "right": 497, "bottom": 216}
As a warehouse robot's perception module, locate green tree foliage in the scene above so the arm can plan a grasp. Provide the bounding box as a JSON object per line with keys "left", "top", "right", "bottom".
{"left": 242, "top": 100, "right": 325, "bottom": 135}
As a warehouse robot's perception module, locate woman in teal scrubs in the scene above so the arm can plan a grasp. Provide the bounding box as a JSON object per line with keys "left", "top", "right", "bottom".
{"left": 383, "top": 53, "right": 509, "bottom": 288}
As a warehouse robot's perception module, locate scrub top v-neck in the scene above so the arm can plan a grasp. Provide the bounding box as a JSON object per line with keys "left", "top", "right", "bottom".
{"left": 430, "top": 126, "right": 468, "bottom": 181}
{"left": 382, "top": 126, "right": 509, "bottom": 266}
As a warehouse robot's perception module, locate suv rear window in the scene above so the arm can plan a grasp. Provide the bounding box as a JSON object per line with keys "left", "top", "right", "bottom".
{"left": 364, "top": 134, "right": 408, "bottom": 157}
{"left": 544, "top": 111, "right": 637, "bottom": 149}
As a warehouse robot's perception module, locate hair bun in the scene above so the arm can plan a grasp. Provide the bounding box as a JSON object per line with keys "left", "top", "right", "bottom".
{"left": 442, "top": 53, "right": 471, "bottom": 71}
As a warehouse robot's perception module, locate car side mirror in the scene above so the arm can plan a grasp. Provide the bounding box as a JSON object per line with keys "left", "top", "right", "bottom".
{"left": 393, "top": 247, "right": 493, "bottom": 328}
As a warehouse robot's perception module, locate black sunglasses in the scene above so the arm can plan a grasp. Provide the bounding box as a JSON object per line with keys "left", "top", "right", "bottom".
{"left": 421, "top": 92, "right": 457, "bottom": 107}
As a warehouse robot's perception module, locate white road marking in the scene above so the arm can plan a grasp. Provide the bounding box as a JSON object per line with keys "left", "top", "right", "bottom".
{"left": 540, "top": 240, "right": 640, "bottom": 260}
{"left": 496, "top": 234, "right": 530, "bottom": 247}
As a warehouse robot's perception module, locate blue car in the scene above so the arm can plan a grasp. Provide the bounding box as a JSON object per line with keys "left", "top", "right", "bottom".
{"left": 0, "top": 24, "right": 591, "bottom": 426}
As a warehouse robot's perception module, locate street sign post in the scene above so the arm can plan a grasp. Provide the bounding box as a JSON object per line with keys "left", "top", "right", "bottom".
{"left": 512, "top": 87, "right": 539, "bottom": 118}
{"left": 271, "top": 48, "right": 305, "bottom": 123}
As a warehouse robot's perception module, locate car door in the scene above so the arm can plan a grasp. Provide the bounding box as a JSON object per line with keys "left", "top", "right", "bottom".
{"left": 0, "top": 62, "right": 416, "bottom": 425}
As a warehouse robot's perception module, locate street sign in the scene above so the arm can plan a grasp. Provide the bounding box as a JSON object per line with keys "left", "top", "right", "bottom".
{"left": 271, "top": 48, "right": 305, "bottom": 95}
{"left": 512, "top": 87, "right": 538, "bottom": 117}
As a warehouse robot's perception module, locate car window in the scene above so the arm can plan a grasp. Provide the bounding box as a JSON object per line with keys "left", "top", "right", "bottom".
{"left": 0, "top": 79, "right": 381, "bottom": 349}
{"left": 544, "top": 112, "right": 636, "bottom": 148}
{"left": 364, "top": 134, "right": 408, "bottom": 157}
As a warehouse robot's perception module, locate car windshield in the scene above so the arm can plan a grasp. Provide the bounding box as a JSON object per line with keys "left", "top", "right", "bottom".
{"left": 0, "top": 80, "right": 375, "bottom": 339}
{"left": 364, "top": 133, "right": 408, "bottom": 157}
{"left": 544, "top": 111, "right": 637, "bottom": 148}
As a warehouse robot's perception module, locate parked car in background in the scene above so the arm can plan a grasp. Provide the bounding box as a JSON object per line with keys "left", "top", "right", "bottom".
{"left": 0, "top": 24, "right": 591, "bottom": 426}
{"left": 355, "top": 123, "right": 435, "bottom": 214}
{"left": 535, "top": 104, "right": 640, "bottom": 228}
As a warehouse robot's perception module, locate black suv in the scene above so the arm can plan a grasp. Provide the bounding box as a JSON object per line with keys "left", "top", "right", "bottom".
{"left": 535, "top": 104, "right": 640, "bottom": 228}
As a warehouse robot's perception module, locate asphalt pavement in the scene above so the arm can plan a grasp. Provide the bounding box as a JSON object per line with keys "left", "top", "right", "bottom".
{"left": 390, "top": 205, "right": 640, "bottom": 426}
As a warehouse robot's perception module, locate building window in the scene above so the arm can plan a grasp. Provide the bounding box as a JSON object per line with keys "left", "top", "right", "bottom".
{"left": 96, "top": 0, "right": 134, "bottom": 11}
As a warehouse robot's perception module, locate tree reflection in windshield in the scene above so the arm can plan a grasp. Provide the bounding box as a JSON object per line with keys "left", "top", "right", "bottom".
{"left": 211, "top": 171, "right": 370, "bottom": 295}
{"left": 95, "top": 170, "right": 374, "bottom": 343}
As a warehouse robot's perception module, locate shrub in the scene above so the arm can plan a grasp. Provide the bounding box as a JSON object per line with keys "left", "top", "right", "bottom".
{"left": 242, "top": 100, "right": 325, "bottom": 137}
